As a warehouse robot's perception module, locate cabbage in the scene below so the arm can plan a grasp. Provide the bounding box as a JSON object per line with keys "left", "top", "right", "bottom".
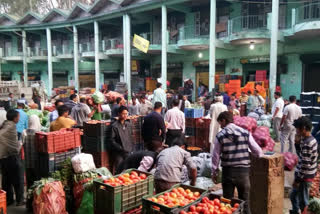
{"left": 308, "top": 198, "right": 320, "bottom": 213}
{"left": 92, "top": 91, "right": 104, "bottom": 104}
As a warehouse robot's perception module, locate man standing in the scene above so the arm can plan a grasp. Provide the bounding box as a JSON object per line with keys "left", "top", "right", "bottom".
{"left": 49, "top": 99, "right": 64, "bottom": 122}
{"left": 0, "top": 110, "right": 25, "bottom": 206}
{"left": 65, "top": 94, "right": 78, "bottom": 113}
{"left": 16, "top": 103, "right": 28, "bottom": 140}
{"left": 153, "top": 83, "right": 167, "bottom": 116}
{"left": 142, "top": 102, "right": 166, "bottom": 152}
{"left": 290, "top": 117, "right": 318, "bottom": 214}
{"left": 272, "top": 92, "right": 284, "bottom": 143}
{"left": 280, "top": 96, "right": 302, "bottom": 153}
{"left": 212, "top": 111, "right": 263, "bottom": 214}
{"left": 111, "top": 97, "right": 122, "bottom": 118}
{"left": 164, "top": 99, "right": 185, "bottom": 147}
{"left": 128, "top": 97, "right": 139, "bottom": 116}
{"left": 247, "top": 90, "right": 265, "bottom": 113}
{"left": 8, "top": 93, "right": 14, "bottom": 101}
{"left": 71, "top": 97, "right": 95, "bottom": 127}
{"left": 209, "top": 96, "right": 228, "bottom": 153}
{"left": 18, "top": 93, "right": 28, "bottom": 105}
{"left": 139, "top": 95, "right": 153, "bottom": 116}
{"left": 154, "top": 137, "right": 197, "bottom": 193}
{"left": 50, "top": 105, "right": 76, "bottom": 131}
{"left": 110, "top": 106, "right": 134, "bottom": 174}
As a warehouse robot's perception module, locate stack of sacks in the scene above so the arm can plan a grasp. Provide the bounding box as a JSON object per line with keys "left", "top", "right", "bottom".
{"left": 257, "top": 114, "right": 272, "bottom": 128}
{"left": 234, "top": 116, "right": 257, "bottom": 133}
{"left": 252, "top": 126, "right": 275, "bottom": 151}
{"left": 283, "top": 152, "right": 298, "bottom": 171}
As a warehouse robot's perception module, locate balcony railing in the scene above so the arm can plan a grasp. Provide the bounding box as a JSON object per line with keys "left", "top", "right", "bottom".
{"left": 79, "top": 42, "right": 94, "bottom": 53}
{"left": 27, "top": 47, "right": 48, "bottom": 57}
{"left": 103, "top": 38, "right": 123, "bottom": 50}
{"left": 296, "top": 2, "right": 320, "bottom": 24}
{"left": 230, "top": 15, "right": 267, "bottom": 34}
{"left": 139, "top": 32, "right": 162, "bottom": 45}
{"left": 178, "top": 25, "right": 209, "bottom": 41}
{"left": 53, "top": 45, "right": 73, "bottom": 56}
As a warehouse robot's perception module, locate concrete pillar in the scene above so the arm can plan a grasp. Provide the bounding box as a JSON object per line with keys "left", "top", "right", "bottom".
{"left": 123, "top": 14, "right": 131, "bottom": 98}
{"left": 46, "top": 28, "right": 53, "bottom": 96}
{"left": 94, "top": 21, "right": 100, "bottom": 90}
{"left": 291, "top": 9, "right": 296, "bottom": 29}
{"left": 22, "top": 30, "right": 28, "bottom": 86}
{"left": 269, "top": 0, "right": 279, "bottom": 104}
{"left": 161, "top": 5, "right": 167, "bottom": 91}
{"left": 73, "top": 25, "right": 79, "bottom": 90}
{"left": 209, "top": 0, "right": 216, "bottom": 91}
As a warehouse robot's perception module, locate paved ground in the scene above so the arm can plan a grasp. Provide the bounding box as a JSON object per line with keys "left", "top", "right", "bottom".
{"left": 7, "top": 142, "right": 294, "bottom": 214}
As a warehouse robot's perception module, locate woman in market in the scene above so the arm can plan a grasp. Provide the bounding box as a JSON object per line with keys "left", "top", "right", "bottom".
{"left": 86, "top": 97, "right": 102, "bottom": 120}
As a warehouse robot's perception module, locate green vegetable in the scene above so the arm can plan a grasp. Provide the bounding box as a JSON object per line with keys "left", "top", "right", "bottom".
{"left": 308, "top": 198, "right": 320, "bottom": 213}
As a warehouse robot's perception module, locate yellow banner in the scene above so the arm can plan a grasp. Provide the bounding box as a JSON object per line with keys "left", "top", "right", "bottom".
{"left": 133, "top": 34, "right": 150, "bottom": 53}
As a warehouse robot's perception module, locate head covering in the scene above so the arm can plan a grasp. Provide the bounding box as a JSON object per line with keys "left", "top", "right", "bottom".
{"left": 28, "top": 114, "right": 41, "bottom": 132}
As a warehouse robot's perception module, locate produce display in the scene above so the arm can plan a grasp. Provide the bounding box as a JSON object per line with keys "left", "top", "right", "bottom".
{"left": 148, "top": 187, "right": 202, "bottom": 208}
{"left": 178, "top": 196, "right": 240, "bottom": 214}
{"left": 310, "top": 164, "right": 320, "bottom": 198}
{"left": 283, "top": 152, "right": 298, "bottom": 171}
{"left": 233, "top": 116, "right": 257, "bottom": 133}
{"left": 102, "top": 171, "right": 147, "bottom": 187}
{"left": 187, "top": 147, "right": 202, "bottom": 151}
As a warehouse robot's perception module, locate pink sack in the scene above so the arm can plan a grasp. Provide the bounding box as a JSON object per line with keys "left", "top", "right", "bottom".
{"left": 283, "top": 152, "right": 298, "bottom": 171}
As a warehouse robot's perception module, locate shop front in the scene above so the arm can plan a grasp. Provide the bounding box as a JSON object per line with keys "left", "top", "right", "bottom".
{"left": 53, "top": 71, "right": 69, "bottom": 88}
{"left": 152, "top": 62, "right": 183, "bottom": 91}
{"left": 18, "top": 71, "right": 41, "bottom": 82}
{"left": 79, "top": 72, "right": 95, "bottom": 88}
{"left": 301, "top": 54, "right": 320, "bottom": 92}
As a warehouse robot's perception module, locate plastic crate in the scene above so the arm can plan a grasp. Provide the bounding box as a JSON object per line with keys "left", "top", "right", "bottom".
{"left": 36, "top": 129, "right": 81, "bottom": 153}
{"left": 313, "top": 107, "right": 320, "bottom": 115}
{"left": 141, "top": 184, "right": 207, "bottom": 214}
{"left": 83, "top": 135, "right": 107, "bottom": 152}
{"left": 312, "top": 114, "right": 320, "bottom": 123}
{"left": 184, "top": 108, "right": 204, "bottom": 119}
{"left": 185, "top": 127, "right": 196, "bottom": 136}
{"left": 185, "top": 118, "right": 196, "bottom": 128}
{"left": 94, "top": 169, "right": 154, "bottom": 214}
{"left": 171, "top": 193, "right": 244, "bottom": 214}
{"left": 0, "top": 190, "right": 6, "bottom": 214}
{"left": 301, "top": 107, "right": 313, "bottom": 115}
{"left": 38, "top": 147, "right": 81, "bottom": 177}
{"left": 83, "top": 121, "right": 111, "bottom": 137}
{"left": 300, "top": 92, "right": 316, "bottom": 107}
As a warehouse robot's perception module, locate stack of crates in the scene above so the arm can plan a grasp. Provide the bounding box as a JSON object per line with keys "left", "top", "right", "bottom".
{"left": 227, "top": 80, "right": 241, "bottom": 97}
{"left": 184, "top": 108, "right": 204, "bottom": 118}
{"left": 300, "top": 92, "right": 320, "bottom": 128}
{"left": 130, "top": 117, "right": 143, "bottom": 151}
{"left": 195, "top": 118, "right": 211, "bottom": 152}
{"left": 83, "top": 121, "right": 111, "bottom": 168}
{"left": 0, "top": 190, "right": 6, "bottom": 214}
{"left": 185, "top": 118, "right": 196, "bottom": 146}
{"left": 255, "top": 70, "right": 267, "bottom": 81}
{"left": 35, "top": 128, "right": 81, "bottom": 177}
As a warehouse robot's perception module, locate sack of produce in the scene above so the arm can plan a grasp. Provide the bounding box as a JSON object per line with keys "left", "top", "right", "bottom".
{"left": 264, "top": 137, "right": 275, "bottom": 151}
{"left": 248, "top": 112, "right": 260, "bottom": 120}
{"left": 192, "top": 156, "right": 205, "bottom": 177}
{"left": 105, "top": 91, "right": 123, "bottom": 103}
{"left": 305, "top": 198, "right": 320, "bottom": 214}
{"left": 91, "top": 91, "right": 104, "bottom": 104}
{"left": 253, "top": 126, "right": 270, "bottom": 147}
{"left": 197, "top": 153, "right": 212, "bottom": 178}
{"left": 283, "top": 152, "right": 298, "bottom": 171}
{"left": 183, "top": 176, "right": 214, "bottom": 190}
{"left": 234, "top": 116, "right": 257, "bottom": 133}
{"left": 257, "top": 120, "right": 271, "bottom": 128}
{"left": 72, "top": 153, "right": 96, "bottom": 173}
{"left": 33, "top": 180, "right": 67, "bottom": 214}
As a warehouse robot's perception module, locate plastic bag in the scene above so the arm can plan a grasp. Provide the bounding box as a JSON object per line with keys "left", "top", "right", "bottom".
{"left": 197, "top": 153, "right": 212, "bottom": 178}
{"left": 92, "top": 91, "right": 105, "bottom": 104}
{"left": 77, "top": 190, "right": 93, "bottom": 214}
{"left": 183, "top": 177, "right": 214, "bottom": 190}
{"left": 72, "top": 153, "right": 96, "bottom": 173}
{"left": 33, "top": 181, "right": 67, "bottom": 214}
{"left": 248, "top": 112, "right": 259, "bottom": 120}
{"left": 180, "top": 165, "right": 189, "bottom": 183}
{"left": 257, "top": 120, "right": 271, "bottom": 128}
{"left": 192, "top": 156, "right": 205, "bottom": 177}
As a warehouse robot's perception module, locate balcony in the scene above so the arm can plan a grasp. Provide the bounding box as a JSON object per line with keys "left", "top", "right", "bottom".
{"left": 229, "top": 15, "right": 270, "bottom": 44}
{"left": 28, "top": 47, "right": 48, "bottom": 61}
{"left": 53, "top": 44, "right": 73, "bottom": 59}
{"left": 2, "top": 47, "right": 23, "bottom": 61}
{"left": 292, "top": 3, "right": 320, "bottom": 36}
{"left": 104, "top": 38, "right": 123, "bottom": 57}
{"left": 177, "top": 25, "right": 209, "bottom": 50}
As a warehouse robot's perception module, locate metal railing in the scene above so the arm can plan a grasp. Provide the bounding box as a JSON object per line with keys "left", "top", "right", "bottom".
{"left": 53, "top": 45, "right": 73, "bottom": 56}
{"left": 230, "top": 15, "right": 267, "bottom": 34}
{"left": 178, "top": 25, "right": 209, "bottom": 40}
{"left": 139, "top": 32, "right": 162, "bottom": 45}
{"left": 27, "top": 47, "right": 48, "bottom": 57}
{"left": 296, "top": 2, "right": 320, "bottom": 24}
{"left": 79, "top": 42, "right": 94, "bottom": 53}
{"left": 103, "top": 38, "right": 123, "bottom": 50}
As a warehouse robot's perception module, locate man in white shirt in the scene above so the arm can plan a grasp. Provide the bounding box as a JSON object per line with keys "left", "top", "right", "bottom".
{"left": 164, "top": 99, "right": 185, "bottom": 147}
{"left": 280, "top": 95, "right": 302, "bottom": 153}
{"left": 153, "top": 83, "right": 167, "bottom": 116}
{"left": 272, "top": 92, "right": 284, "bottom": 142}
{"left": 139, "top": 96, "right": 153, "bottom": 116}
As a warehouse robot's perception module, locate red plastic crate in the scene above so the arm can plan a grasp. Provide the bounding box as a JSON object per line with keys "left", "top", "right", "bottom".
{"left": 0, "top": 190, "right": 6, "bottom": 214}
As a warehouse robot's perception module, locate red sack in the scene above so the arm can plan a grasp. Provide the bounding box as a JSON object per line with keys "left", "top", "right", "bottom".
{"left": 252, "top": 126, "right": 270, "bottom": 147}
{"left": 234, "top": 116, "right": 257, "bottom": 133}
{"left": 264, "top": 137, "right": 275, "bottom": 151}
{"left": 73, "top": 178, "right": 92, "bottom": 212}
{"left": 33, "top": 181, "right": 67, "bottom": 214}
{"left": 283, "top": 152, "right": 298, "bottom": 171}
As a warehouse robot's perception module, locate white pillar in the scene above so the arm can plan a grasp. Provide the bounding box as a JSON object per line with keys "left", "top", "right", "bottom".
{"left": 94, "top": 21, "right": 100, "bottom": 91}
{"left": 209, "top": 0, "right": 216, "bottom": 91}
{"left": 269, "top": 0, "right": 279, "bottom": 104}
{"left": 123, "top": 14, "right": 131, "bottom": 98}
{"left": 73, "top": 25, "right": 79, "bottom": 90}
{"left": 46, "top": 28, "right": 53, "bottom": 96}
{"left": 161, "top": 5, "right": 167, "bottom": 91}
{"left": 22, "top": 30, "right": 28, "bottom": 86}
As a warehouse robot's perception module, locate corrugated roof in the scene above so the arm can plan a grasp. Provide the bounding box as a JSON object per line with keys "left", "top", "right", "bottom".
{"left": 42, "top": 8, "right": 69, "bottom": 22}
{"left": 17, "top": 12, "right": 43, "bottom": 25}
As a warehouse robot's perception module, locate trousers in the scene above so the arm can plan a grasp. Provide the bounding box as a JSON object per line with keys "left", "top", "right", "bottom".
{"left": 0, "top": 155, "right": 25, "bottom": 204}
{"left": 166, "top": 129, "right": 182, "bottom": 147}
{"left": 222, "top": 167, "right": 251, "bottom": 214}
{"left": 273, "top": 117, "right": 282, "bottom": 142}
{"left": 290, "top": 181, "right": 311, "bottom": 214}
{"left": 280, "top": 125, "right": 296, "bottom": 153}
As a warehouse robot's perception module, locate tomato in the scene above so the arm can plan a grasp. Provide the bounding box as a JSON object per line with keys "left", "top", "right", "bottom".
{"left": 214, "top": 199, "right": 221, "bottom": 206}
{"left": 202, "top": 197, "right": 209, "bottom": 203}
{"left": 233, "top": 203, "right": 239, "bottom": 208}
{"left": 194, "top": 192, "right": 200, "bottom": 197}
{"left": 189, "top": 205, "right": 196, "bottom": 212}
{"left": 130, "top": 171, "right": 138, "bottom": 177}
{"left": 139, "top": 173, "right": 147, "bottom": 179}
{"left": 196, "top": 206, "right": 202, "bottom": 212}
{"left": 179, "top": 211, "right": 187, "bottom": 214}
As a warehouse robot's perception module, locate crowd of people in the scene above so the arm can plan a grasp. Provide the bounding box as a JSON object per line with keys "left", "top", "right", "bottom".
{"left": 0, "top": 82, "right": 319, "bottom": 214}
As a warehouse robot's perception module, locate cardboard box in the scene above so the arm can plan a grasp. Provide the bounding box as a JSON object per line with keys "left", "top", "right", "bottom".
{"left": 250, "top": 154, "right": 284, "bottom": 214}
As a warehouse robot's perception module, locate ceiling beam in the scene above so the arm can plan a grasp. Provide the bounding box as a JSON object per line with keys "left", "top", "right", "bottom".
{"left": 167, "top": 5, "right": 191, "bottom": 13}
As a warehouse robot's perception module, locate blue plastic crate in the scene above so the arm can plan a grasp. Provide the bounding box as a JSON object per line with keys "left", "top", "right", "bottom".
{"left": 184, "top": 108, "right": 204, "bottom": 118}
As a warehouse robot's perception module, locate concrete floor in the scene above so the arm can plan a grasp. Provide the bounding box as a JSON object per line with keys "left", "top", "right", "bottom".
{"left": 7, "top": 142, "right": 294, "bottom": 214}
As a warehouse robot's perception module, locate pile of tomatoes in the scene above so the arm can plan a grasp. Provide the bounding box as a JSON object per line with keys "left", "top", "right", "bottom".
{"left": 179, "top": 197, "right": 240, "bottom": 214}
{"left": 148, "top": 187, "right": 201, "bottom": 208}
{"left": 103, "top": 171, "right": 147, "bottom": 187}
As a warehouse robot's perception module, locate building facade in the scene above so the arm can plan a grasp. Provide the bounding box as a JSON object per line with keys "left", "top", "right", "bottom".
{"left": 0, "top": 0, "right": 319, "bottom": 99}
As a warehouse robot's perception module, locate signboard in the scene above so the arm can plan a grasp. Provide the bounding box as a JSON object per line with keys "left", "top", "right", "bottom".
{"left": 131, "top": 60, "right": 139, "bottom": 75}
{"left": 240, "top": 56, "right": 270, "bottom": 64}
{"left": 133, "top": 34, "right": 150, "bottom": 53}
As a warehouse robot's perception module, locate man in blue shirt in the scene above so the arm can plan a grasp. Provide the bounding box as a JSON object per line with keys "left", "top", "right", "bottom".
{"left": 16, "top": 103, "right": 28, "bottom": 140}
{"left": 49, "top": 99, "right": 64, "bottom": 122}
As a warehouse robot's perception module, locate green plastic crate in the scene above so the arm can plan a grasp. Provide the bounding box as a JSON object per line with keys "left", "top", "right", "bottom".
{"left": 94, "top": 169, "right": 154, "bottom": 214}
{"left": 141, "top": 184, "right": 207, "bottom": 214}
